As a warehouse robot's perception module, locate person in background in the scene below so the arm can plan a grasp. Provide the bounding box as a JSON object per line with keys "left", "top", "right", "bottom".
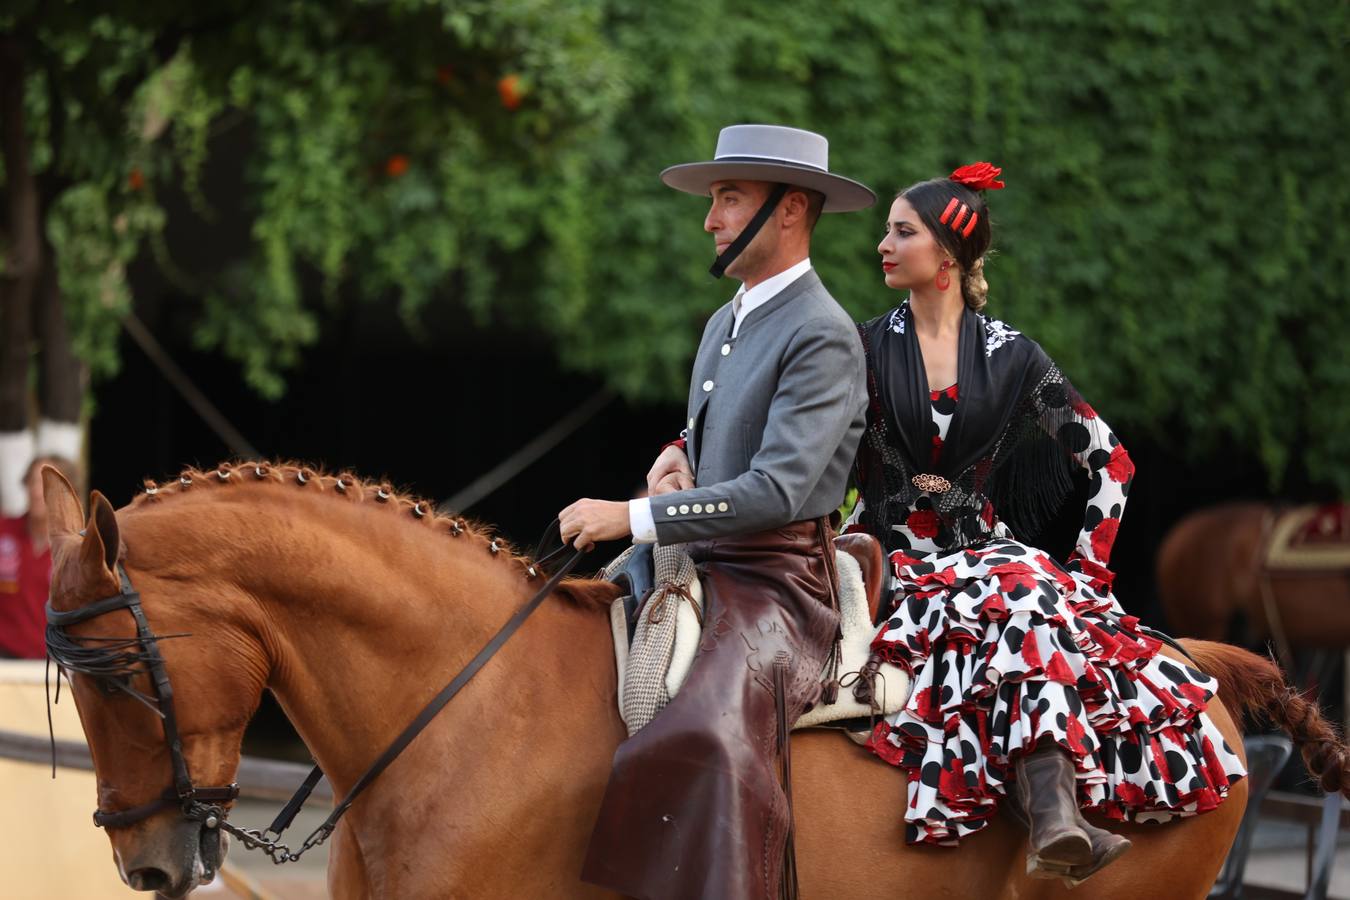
{"left": 0, "top": 455, "right": 78, "bottom": 659}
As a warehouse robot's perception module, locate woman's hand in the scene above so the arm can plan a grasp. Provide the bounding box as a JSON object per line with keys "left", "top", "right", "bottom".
{"left": 646, "top": 445, "right": 693, "bottom": 496}
{"left": 558, "top": 499, "right": 632, "bottom": 551}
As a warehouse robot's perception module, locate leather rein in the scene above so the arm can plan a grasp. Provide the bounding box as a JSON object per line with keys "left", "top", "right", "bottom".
{"left": 45, "top": 528, "right": 585, "bottom": 865}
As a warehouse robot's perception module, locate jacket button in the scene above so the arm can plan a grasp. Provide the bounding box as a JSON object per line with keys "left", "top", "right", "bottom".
{"left": 717, "top": 501, "right": 729, "bottom": 512}
{"left": 666, "top": 505, "right": 677, "bottom": 515}
{"left": 721, "top": 343, "right": 731, "bottom": 356}
{"left": 692, "top": 503, "right": 703, "bottom": 513}
{"left": 702, "top": 380, "right": 714, "bottom": 392}
{"left": 679, "top": 504, "right": 690, "bottom": 514}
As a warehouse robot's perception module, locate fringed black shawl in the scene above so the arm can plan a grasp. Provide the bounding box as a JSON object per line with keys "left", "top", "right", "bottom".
{"left": 854, "top": 301, "right": 1095, "bottom": 552}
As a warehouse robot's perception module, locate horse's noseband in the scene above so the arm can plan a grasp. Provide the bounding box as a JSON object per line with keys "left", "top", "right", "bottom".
{"left": 46, "top": 563, "right": 240, "bottom": 830}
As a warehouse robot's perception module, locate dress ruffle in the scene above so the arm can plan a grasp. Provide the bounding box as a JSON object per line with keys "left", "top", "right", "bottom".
{"left": 867, "top": 538, "right": 1247, "bottom": 846}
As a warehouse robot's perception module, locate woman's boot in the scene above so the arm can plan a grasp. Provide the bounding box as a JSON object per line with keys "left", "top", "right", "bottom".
{"left": 1015, "top": 746, "right": 1093, "bottom": 874}
{"left": 1062, "top": 819, "right": 1132, "bottom": 883}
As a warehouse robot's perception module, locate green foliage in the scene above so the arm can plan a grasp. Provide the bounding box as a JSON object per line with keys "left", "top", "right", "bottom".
{"left": 185, "top": 0, "right": 624, "bottom": 368}
{"left": 555, "top": 0, "right": 1350, "bottom": 493}
{"left": 5, "top": 0, "right": 1349, "bottom": 490}
{"left": 46, "top": 183, "right": 163, "bottom": 374}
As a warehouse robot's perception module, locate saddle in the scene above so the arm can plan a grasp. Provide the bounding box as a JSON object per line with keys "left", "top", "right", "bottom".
{"left": 604, "top": 533, "right": 909, "bottom": 739}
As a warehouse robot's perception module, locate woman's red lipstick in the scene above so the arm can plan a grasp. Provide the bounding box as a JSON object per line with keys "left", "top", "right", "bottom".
{"left": 881, "top": 262, "right": 897, "bottom": 272}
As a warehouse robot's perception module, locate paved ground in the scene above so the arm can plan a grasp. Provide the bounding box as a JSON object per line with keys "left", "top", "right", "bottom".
{"left": 1246, "top": 817, "right": 1350, "bottom": 899}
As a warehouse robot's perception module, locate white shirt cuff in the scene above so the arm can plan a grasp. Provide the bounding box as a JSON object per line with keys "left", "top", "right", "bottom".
{"left": 629, "top": 498, "right": 657, "bottom": 544}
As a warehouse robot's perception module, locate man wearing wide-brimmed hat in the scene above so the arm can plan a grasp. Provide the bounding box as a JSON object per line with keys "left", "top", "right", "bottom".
{"left": 560, "top": 124, "right": 875, "bottom": 898}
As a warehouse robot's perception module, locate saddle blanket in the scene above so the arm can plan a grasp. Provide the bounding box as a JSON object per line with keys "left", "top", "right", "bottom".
{"left": 607, "top": 545, "right": 910, "bottom": 737}
{"left": 1267, "top": 503, "right": 1350, "bottom": 572}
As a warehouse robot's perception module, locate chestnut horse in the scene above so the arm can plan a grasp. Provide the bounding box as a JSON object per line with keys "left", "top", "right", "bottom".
{"left": 1158, "top": 502, "right": 1350, "bottom": 652}
{"left": 42, "top": 464, "right": 1350, "bottom": 898}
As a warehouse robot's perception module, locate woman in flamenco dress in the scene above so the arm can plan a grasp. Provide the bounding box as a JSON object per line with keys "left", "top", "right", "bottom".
{"left": 847, "top": 162, "right": 1246, "bottom": 883}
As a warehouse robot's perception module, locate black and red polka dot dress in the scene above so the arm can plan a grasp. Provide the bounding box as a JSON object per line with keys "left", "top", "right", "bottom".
{"left": 847, "top": 311, "right": 1245, "bottom": 847}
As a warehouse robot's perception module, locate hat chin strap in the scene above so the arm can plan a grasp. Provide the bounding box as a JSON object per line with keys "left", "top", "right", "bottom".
{"left": 709, "top": 183, "right": 790, "bottom": 279}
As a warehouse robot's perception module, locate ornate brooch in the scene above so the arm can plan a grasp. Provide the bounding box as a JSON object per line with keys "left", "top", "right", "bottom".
{"left": 912, "top": 473, "right": 952, "bottom": 493}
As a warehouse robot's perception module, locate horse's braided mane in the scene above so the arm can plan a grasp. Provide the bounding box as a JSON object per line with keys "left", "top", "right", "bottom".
{"left": 128, "top": 460, "right": 612, "bottom": 608}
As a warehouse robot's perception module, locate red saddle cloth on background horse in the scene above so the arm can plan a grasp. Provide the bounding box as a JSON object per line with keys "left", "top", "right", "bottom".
{"left": 1266, "top": 502, "right": 1350, "bottom": 571}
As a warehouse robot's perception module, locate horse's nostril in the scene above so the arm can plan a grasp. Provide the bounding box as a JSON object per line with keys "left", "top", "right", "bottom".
{"left": 126, "top": 867, "right": 170, "bottom": 891}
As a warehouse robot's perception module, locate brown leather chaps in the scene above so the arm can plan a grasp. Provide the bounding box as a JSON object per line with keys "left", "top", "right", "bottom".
{"left": 581, "top": 519, "right": 841, "bottom": 900}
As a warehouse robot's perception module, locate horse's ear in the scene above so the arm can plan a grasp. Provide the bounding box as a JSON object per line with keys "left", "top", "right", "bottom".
{"left": 49, "top": 487, "right": 120, "bottom": 611}
{"left": 82, "top": 491, "right": 122, "bottom": 575}
{"left": 42, "top": 464, "right": 83, "bottom": 537}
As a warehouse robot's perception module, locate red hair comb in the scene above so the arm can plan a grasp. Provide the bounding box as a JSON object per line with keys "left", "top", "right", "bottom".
{"left": 939, "top": 198, "right": 980, "bottom": 238}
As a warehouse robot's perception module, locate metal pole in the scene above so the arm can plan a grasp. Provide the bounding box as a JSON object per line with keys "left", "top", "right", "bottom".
{"left": 121, "top": 313, "right": 261, "bottom": 458}
{"left": 440, "top": 388, "right": 614, "bottom": 514}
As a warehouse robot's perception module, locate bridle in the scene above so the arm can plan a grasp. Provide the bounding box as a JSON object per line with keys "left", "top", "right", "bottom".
{"left": 46, "top": 526, "right": 585, "bottom": 864}
{"left": 46, "top": 563, "right": 241, "bottom": 829}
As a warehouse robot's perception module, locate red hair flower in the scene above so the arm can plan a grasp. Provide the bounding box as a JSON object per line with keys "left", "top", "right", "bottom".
{"left": 949, "top": 162, "right": 1005, "bottom": 191}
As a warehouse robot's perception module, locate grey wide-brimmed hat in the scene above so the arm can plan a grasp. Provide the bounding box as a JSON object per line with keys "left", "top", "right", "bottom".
{"left": 661, "top": 124, "right": 876, "bottom": 213}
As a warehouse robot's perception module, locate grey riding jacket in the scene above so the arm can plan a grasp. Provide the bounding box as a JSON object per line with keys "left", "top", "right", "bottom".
{"left": 653, "top": 269, "right": 867, "bottom": 544}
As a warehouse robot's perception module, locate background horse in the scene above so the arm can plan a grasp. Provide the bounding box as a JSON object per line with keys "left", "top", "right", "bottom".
{"left": 42, "top": 464, "right": 1350, "bottom": 898}
{"left": 1158, "top": 502, "right": 1350, "bottom": 663}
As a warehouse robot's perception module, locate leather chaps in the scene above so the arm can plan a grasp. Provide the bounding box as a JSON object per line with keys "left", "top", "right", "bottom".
{"left": 581, "top": 519, "right": 842, "bottom": 899}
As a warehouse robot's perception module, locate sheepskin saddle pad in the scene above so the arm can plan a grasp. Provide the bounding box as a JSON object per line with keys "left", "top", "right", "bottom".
{"left": 604, "top": 541, "right": 910, "bottom": 738}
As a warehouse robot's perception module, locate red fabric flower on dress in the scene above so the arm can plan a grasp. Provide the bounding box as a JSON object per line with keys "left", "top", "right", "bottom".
{"left": 1021, "top": 630, "right": 1043, "bottom": 670}
{"left": 913, "top": 686, "right": 938, "bottom": 721}
{"left": 867, "top": 723, "right": 905, "bottom": 765}
{"left": 1069, "top": 554, "right": 1116, "bottom": 591}
{"left": 1064, "top": 712, "right": 1090, "bottom": 753}
{"left": 890, "top": 550, "right": 925, "bottom": 569}
{"left": 1105, "top": 444, "right": 1135, "bottom": 483}
{"left": 949, "top": 161, "right": 1005, "bottom": 191}
{"left": 940, "top": 761, "right": 974, "bottom": 801}
{"left": 1115, "top": 780, "right": 1148, "bottom": 807}
{"left": 906, "top": 508, "right": 940, "bottom": 539}
{"left": 1044, "top": 652, "right": 1076, "bottom": 685}
{"left": 1177, "top": 681, "right": 1210, "bottom": 708}
{"left": 1090, "top": 517, "right": 1121, "bottom": 563}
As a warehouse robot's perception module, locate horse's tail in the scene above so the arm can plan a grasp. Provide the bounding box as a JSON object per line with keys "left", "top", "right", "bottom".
{"left": 1180, "top": 638, "right": 1350, "bottom": 797}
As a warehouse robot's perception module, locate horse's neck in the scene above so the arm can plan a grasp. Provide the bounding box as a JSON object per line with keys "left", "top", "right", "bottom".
{"left": 239, "top": 508, "right": 620, "bottom": 798}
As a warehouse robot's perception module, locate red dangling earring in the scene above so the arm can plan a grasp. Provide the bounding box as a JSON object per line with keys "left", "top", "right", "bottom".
{"left": 935, "top": 259, "right": 952, "bottom": 291}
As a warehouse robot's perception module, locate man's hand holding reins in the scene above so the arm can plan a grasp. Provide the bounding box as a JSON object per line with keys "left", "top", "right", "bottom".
{"left": 647, "top": 445, "right": 694, "bottom": 496}
{"left": 559, "top": 499, "right": 631, "bottom": 551}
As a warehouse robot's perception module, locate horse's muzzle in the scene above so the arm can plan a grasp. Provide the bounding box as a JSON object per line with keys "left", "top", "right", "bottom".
{"left": 118, "top": 816, "right": 225, "bottom": 896}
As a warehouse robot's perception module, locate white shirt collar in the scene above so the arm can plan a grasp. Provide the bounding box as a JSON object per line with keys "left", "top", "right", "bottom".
{"left": 731, "top": 257, "right": 812, "bottom": 338}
